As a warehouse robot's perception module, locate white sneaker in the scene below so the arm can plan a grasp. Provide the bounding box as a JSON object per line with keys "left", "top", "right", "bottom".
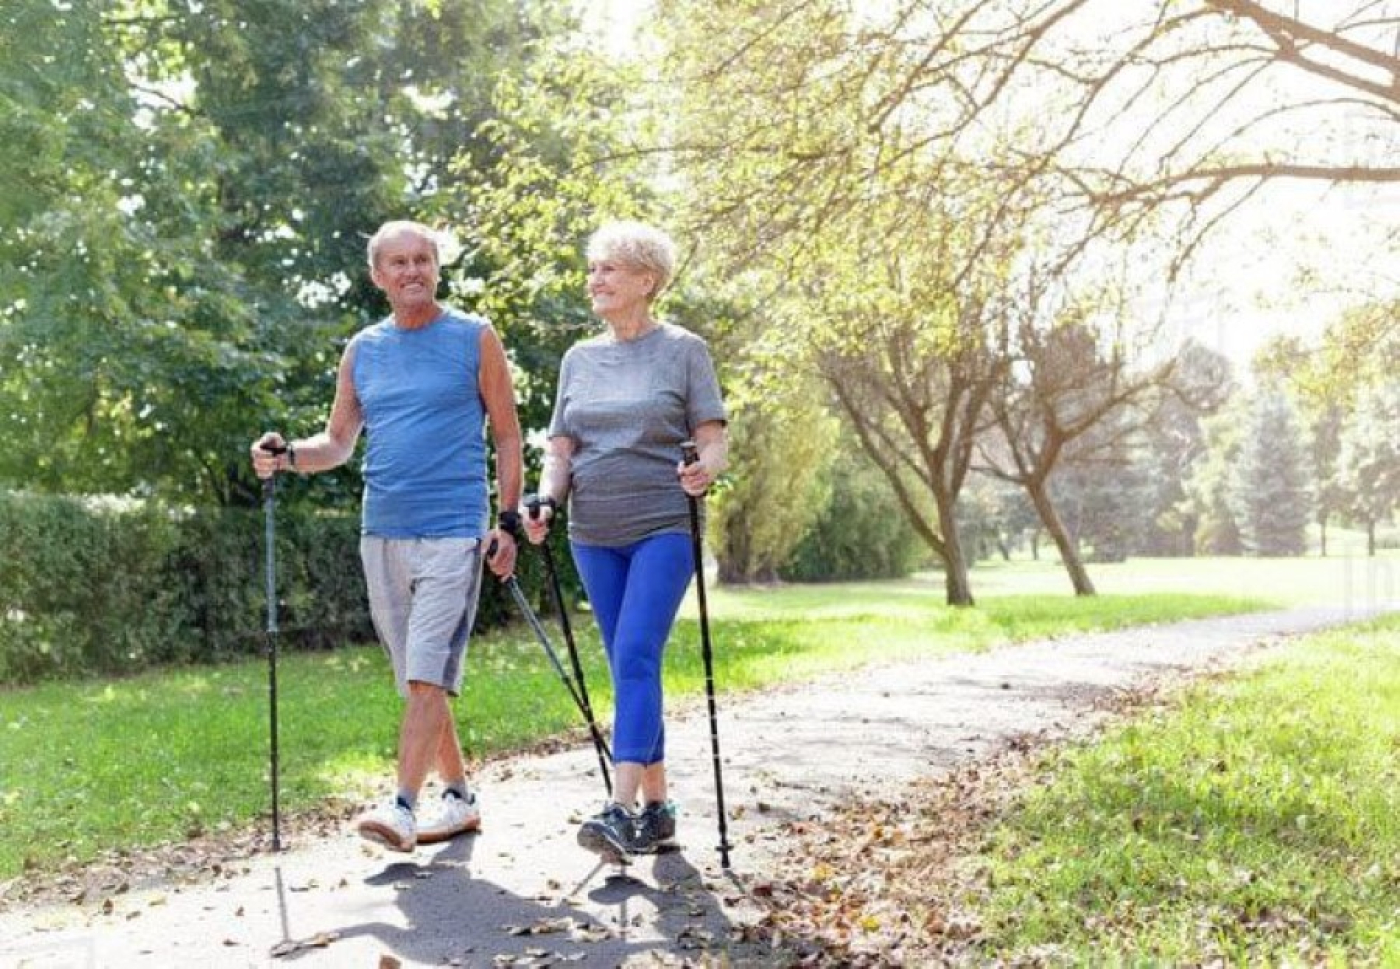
{"left": 417, "top": 791, "right": 482, "bottom": 845}
{"left": 355, "top": 799, "right": 417, "bottom": 852}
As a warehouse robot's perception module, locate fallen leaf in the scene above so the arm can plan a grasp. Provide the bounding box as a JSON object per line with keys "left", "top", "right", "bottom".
{"left": 570, "top": 923, "right": 613, "bottom": 943}
{"left": 504, "top": 916, "right": 577, "bottom": 936}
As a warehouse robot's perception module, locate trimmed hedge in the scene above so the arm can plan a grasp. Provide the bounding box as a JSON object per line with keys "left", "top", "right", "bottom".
{"left": 0, "top": 492, "right": 579, "bottom": 686}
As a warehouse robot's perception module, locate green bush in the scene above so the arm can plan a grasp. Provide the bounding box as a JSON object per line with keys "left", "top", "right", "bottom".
{"left": 779, "top": 452, "right": 926, "bottom": 582}
{"left": 0, "top": 492, "right": 583, "bottom": 685}
{"left": 0, "top": 494, "right": 184, "bottom": 682}
{"left": 164, "top": 507, "right": 372, "bottom": 659}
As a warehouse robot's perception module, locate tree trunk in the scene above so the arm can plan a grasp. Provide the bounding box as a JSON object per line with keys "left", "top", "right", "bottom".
{"left": 716, "top": 555, "right": 748, "bottom": 585}
{"left": 1369, "top": 520, "right": 1377, "bottom": 557}
{"left": 1319, "top": 516, "right": 1328, "bottom": 557}
{"left": 942, "top": 541, "right": 975, "bottom": 606}
{"left": 1026, "top": 479, "right": 1096, "bottom": 596}
{"left": 934, "top": 489, "right": 975, "bottom": 606}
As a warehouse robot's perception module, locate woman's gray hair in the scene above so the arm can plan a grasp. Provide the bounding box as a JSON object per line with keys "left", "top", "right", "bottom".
{"left": 586, "top": 221, "right": 677, "bottom": 299}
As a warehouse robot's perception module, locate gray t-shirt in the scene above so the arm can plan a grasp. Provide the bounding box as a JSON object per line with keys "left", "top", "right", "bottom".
{"left": 548, "top": 322, "right": 727, "bottom": 546}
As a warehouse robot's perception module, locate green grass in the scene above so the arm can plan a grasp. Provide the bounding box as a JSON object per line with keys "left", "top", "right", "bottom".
{"left": 961, "top": 614, "right": 1400, "bottom": 964}
{"left": 0, "top": 560, "right": 1271, "bottom": 880}
{"left": 933, "top": 552, "right": 1400, "bottom": 609}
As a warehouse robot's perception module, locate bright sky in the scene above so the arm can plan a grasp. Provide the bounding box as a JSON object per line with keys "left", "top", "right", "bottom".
{"left": 1162, "top": 178, "right": 1400, "bottom": 368}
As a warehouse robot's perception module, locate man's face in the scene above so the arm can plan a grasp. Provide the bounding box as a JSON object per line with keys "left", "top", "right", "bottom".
{"left": 370, "top": 230, "right": 439, "bottom": 312}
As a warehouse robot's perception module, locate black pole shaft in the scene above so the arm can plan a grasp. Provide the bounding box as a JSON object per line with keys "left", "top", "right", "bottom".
{"left": 263, "top": 475, "right": 282, "bottom": 852}
{"left": 503, "top": 576, "right": 615, "bottom": 769}
{"left": 539, "top": 539, "right": 613, "bottom": 796}
{"left": 681, "top": 442, "right": 732, "bottom": 869}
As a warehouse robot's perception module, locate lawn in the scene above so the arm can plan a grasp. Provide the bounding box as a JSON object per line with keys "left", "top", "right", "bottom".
{"left": 953, "top": 613, "right": 1400, "bottom": 964}
{"left": 0, "top": 553, "right": 1391, "bottom": 882}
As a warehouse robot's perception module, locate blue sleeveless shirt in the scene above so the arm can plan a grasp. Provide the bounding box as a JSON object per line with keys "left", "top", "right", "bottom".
{"left": 350, "top": 307, "right": 489, "bottom": 538}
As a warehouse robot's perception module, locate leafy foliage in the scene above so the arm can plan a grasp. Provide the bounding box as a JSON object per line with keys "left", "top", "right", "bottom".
{"left": 0, "top": 491, "right": 373, "bottom": 683}
{"left": 1335, "top": 380, "right": 1400, "bottom": 550}
{"left": 780, "top": 445, "right": 927, "bottom": 583}
{"left": 712, "top": 369, "right": 837, "bottom": 584}
{"left": 0, "top": 0, "right": 620, "bottom": 506}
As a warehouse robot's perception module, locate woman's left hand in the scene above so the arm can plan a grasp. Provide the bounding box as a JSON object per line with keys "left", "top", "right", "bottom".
{"left": 678, "top": 458, "right": 712, "bottom": 497}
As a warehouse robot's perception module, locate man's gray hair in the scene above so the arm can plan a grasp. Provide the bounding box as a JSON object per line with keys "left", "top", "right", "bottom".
{"left": 366, "top": 221, "right": 442, "bottom": 268}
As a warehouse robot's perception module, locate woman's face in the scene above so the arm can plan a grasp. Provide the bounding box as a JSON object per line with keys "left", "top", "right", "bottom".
{"left": 587, "top": 254, "right": 655, "bottom": 319}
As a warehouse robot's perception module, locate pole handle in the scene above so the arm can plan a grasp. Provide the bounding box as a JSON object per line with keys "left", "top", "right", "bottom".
{"left": 524, "top": 493, "right": 557, "bottom": 521}
{"left": 260, "top": 443, "right": 288, "bottom": 499}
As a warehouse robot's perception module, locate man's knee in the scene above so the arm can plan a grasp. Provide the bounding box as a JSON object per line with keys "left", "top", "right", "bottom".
{"left": 407, "top": 679, "right": 449, "bottom": 700}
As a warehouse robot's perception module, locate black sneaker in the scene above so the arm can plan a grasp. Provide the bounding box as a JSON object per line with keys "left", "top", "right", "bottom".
{"left": 632, "top": 801, "right": 677, "bottom": 854}
{"left": 577, "top": 802, "right": 636, "bottom": 864}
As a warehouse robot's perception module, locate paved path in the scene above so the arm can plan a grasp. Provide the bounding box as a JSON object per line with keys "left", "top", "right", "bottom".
{"left": 0, "top": 604, "right": 1382, "bottom": 969}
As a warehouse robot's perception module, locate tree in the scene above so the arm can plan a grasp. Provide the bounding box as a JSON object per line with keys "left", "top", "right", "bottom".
{"left": 1228, "top": 388, "right": 1312, "bottom": 556}
{"left": 965, "top": 476, "right": 1041, "bottom": 562}
{"left": 1138, "top": 341, "right": 1235, "bottom": 556}
{"left": 1255, "top": 332, "right": 1349, "bottom": 555}
{"left": 1050, "top": 413, "right": 1156, "bottom": 564}
{"left": 710, "top": 371, "right": 837, "bottom": 585}
{"left": 0, "top": 1, "right": 267, "bottom": 500}
{"left": 779, "top": 439, "right": 928, "bottom": 583}
{"left": 805, "top": 1, "right": 1400, "bottom": 245}
{"left": 977, "top": 315, "right": 1209, "bottom": 594}
{"left": 0, "top": 0, "right": 601, "bottom": 505}
{"left": 659, "top": 0, "right": 1080, "bottom": 605}
{"left": 435, "top": 43, "right": 662, "bottom": 442}
{"left": 1261, "top": 301, "right": 1400, "bottom": 401}
{"left": 1183, "top": 399, "right": 1249, "bottom": 555}
{"left": 1336, "top": 381, "right": 1400, "bottom": 556}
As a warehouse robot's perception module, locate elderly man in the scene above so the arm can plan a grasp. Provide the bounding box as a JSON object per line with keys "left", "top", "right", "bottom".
{"left": 251, "top": 220, "right": 522, "bottom": 851}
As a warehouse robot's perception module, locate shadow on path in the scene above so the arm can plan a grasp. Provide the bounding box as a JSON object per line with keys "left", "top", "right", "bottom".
{"left": 268, "top": 833, "right": 743, "bottom": 966}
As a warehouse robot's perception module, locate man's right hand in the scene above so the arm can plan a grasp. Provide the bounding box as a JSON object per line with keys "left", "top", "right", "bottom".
{"left": 251, "top": 432, "right": 288, "bottom": 479}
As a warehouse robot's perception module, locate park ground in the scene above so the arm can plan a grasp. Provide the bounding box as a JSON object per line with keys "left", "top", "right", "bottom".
{"left": 2, "top": 553, "right": 1399, "bottom": 966}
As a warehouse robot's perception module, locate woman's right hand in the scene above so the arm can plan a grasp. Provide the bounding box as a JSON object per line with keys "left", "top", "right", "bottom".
{"left": 522, "top": 496, "right": 555, "bottom": 545}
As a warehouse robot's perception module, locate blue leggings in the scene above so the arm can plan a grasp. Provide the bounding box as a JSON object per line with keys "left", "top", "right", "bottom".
{"left": 571, "top": 533, "right": 694, "bottom": 765}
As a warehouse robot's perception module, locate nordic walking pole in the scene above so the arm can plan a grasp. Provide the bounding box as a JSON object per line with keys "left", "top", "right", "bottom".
{"left": 488, "top": 540, "right": 615, "bottom": 773}
{"left": 259, "top": 443, "right": 286, "bottom": 852}
{"left": 501, "top": 574, "right": 615, "bottom": 768}
{"left": 526, "top": 496, "right": 613, "bottom": 796}
{"left": 681, "top": 440, "right": 733, "bottom": 869}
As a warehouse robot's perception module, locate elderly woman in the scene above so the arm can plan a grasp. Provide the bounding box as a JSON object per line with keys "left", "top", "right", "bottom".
{"left": 525, "top": 221, "right": 728, "bottom": 863}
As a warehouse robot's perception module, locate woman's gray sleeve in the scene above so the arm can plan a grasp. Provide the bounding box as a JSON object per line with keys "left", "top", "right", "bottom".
{"left": 686, "top": 339, "right": 727, "bottom": 428}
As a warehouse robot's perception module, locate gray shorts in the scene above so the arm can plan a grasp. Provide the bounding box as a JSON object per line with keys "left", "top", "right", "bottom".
{"left": 360, "top": 536, "right": 485, "bottom": 697}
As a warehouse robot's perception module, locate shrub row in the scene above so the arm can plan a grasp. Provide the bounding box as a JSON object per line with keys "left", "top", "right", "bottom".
{"left": 0, "top": 493, "right": 578, "bottom": 685}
